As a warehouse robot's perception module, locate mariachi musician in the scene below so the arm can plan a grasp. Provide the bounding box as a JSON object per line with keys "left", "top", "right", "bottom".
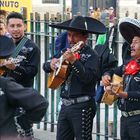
{"left": 0, "top": 36, "right": 48, "bottom": 139}
{"left": 43, "top": 16, "right": 106, "bottom": 140}
{"left": 102, "top": 17, "right": 140, "bottom": 140}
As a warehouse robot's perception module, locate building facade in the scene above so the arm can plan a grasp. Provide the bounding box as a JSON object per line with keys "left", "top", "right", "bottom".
{"left": 32, "top": 0, "right": 71, "bottom": 19}
{"left": 32, "top": 0, "right": 140, "bottom": 19}
{"left": 119, "top": 0, "right": 140, "bottom": 18}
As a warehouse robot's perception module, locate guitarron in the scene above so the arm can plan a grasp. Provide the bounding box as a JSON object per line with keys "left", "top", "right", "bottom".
{"left": 101, "top": 74, "right": 123, "bottom": 105}
{"left": 47, "top": 41, "right": 84, "bottom": 89}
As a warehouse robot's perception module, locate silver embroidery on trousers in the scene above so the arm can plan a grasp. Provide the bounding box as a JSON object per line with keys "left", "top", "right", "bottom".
{"left": 81, "top": 108, "right": 92, "bottom": 140}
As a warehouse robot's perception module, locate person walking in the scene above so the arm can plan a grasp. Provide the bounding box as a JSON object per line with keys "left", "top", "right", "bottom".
{"left": 102, "top": 17, "right": 140, "bottom": 140}
{"left": 43, "top": 16, "right": 106, "bottom": 140}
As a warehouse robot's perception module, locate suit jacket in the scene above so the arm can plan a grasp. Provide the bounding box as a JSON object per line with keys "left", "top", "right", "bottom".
{"left": 6, "top": 37, "right": 40, "bottom": 87}
{"left": 43, "top": 45, "right": 100, "bottom": 98}
{"left": 0, "top": 76, "right": 48, "bottom": 139}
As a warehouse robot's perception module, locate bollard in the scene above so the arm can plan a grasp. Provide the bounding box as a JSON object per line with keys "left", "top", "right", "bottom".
{"left": 134, "top": 12, "right": 138, "bottom": 19}
{"left": 108, "top": 121, "right": 113, "bottom": 137}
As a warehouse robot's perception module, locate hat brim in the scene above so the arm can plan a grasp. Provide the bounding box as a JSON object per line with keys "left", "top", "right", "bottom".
{"left": 119, "top": 18, "right": 140, "bottom": 44}
{"left": 49, "top": 17, "right": 106, "bottom": 34}
{"left": 0, "top": 36, "right": 15, "bottom": 58}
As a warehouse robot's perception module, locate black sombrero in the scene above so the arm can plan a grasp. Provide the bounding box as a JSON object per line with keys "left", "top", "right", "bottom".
{"left": 0, "top": 36, "right": 15, "bottom": 58}
{"left": 119, "top": 17, "right": 140, "bottom": 44}
{"left": 49, "top": 16, "right": 107, "bottom": 34}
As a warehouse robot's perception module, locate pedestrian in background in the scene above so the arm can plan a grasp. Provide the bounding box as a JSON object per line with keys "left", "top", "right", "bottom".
{"left": 108, "top": 7, "right": 116, "bottom": 27}
{"left": 0, "top": 10, "right": 10, "bottom": 37}
{"left": 100, "top": 8, "right": 109, "bottom": 25}
{"left": 0, "top": 20, "right": 7, "bottom": 36}
{"left": 55, "top": 31, "right": 69, "bottom": 54}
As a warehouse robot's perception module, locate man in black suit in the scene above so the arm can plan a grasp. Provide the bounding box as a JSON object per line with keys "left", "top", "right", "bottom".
{"left": 0, "top": 36, "right": 48, "bottom": 140}
{"left": 43, "top": 16, "right": 106, "bottom": 140}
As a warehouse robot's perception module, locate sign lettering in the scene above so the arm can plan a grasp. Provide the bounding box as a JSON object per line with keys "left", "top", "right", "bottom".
{"left": 0, "top": 1, "right": 19, "bottom": 8}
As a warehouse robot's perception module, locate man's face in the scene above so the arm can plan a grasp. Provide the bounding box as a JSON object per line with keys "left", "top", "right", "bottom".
{"left": 7, "top": 18, "right": 26, "bottom": 41}
{"left": 67, "top": 31, "right": 87, "bottom": 47}
{"left": 0, "top": 23, "right": 6, "bottom": 36}
{"left": 130, "top": 36, "right": 140, "bottom": 60}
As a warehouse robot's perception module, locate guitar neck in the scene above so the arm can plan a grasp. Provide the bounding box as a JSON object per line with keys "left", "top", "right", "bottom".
{"left": 70, "top": 41, "right": 84, "bottom": 53}
{"left": 57, "top": 41, "right": 84, "bottom": 66}
{"left": 0, "top": 59, "right": 6, "bottom": 67}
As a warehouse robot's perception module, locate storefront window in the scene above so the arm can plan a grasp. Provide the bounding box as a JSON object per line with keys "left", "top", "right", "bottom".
{"left": 42, "top": 0, "right": 59, "bottom": 4}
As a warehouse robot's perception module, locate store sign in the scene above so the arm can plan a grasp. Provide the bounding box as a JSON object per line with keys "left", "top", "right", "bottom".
{"left": 0, "top": 0, "right": 20, "bottom": 8}
{"left": 0, "top": 0, "right": 32, "bottom": 31}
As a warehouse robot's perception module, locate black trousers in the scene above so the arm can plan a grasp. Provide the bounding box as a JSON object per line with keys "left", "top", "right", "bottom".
{"left": 120, "top": 114, "right": 140, "bottom": 140}
{"left": 57, "top": 99, "right": 96, "bottom": 140}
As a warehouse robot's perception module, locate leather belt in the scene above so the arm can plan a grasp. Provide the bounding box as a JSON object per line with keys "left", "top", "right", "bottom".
{"left": 122, "top": 110, "right": 140, "bottom": 117}
{"left": 62, "top": 96, "right": 91, "bottom": 106}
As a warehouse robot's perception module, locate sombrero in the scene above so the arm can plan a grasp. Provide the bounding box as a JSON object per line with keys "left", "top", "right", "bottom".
{"left": 49, "top": 16, "right": 107, "bottom": 34}
{"left": 0, "top": 36, "right": 15, "bottom": 58}
{"left": 119, "top": 17, "right": 140, "bottom": 44}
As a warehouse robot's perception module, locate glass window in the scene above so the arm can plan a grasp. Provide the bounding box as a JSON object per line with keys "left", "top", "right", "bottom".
{"left": 42, "top": 0, "right": 59, "bottom": 4}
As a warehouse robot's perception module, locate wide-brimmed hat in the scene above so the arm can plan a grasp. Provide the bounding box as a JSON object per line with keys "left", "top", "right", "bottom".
{"left": 49, "top": 16, "right": 107, "bottom": 34}
{"left": 0, "top": 36, "right": 15, "bottom": 58}
{"left": 119, "top": 17, "right": 140, "bottom": 44}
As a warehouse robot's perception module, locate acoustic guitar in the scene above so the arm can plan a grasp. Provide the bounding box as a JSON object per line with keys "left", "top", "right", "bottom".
{"left": 101, "top": 74, "right": 123, "bottom": 105}
{"left": 0, "top": 56, "right": 25, "bottom": 76}
{"left": 0, "top": 59, "right": 7, "bottom": 75}
{"left": 47, "top": 41, "right": 84, "bottom": 89}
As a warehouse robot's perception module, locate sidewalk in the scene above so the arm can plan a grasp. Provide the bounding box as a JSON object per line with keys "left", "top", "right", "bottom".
{"left": 34, "top": 129, "right": 113, "bottom": 140}
{"left": 34, "top": 129, "right": 56, "bottom": 140}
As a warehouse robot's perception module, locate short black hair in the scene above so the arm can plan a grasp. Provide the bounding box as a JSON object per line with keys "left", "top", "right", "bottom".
{"left": 7, "top": 12, "right": 24, "bottom": 24}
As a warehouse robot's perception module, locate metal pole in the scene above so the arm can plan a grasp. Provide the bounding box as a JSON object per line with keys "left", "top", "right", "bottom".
{"left": 63, "top": 0, "right": 66, "bottom": 21}
{"left": 44, "top": 13, "right": 49, "bottom": 130}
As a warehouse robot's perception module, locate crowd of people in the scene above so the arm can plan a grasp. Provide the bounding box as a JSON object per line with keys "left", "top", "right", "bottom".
{"left": 89, "top": 6, "right": 116, "bottom": 26}
{"left": 0, "top": 8, "right": 140, "bottom": 140}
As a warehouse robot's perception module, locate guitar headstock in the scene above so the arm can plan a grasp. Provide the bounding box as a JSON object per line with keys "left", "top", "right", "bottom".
{"left": 71, "top": 41, "right": 84, "bottom": 53}
{"left": 0, "top": 59, "right": 6, "bottom": 67}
